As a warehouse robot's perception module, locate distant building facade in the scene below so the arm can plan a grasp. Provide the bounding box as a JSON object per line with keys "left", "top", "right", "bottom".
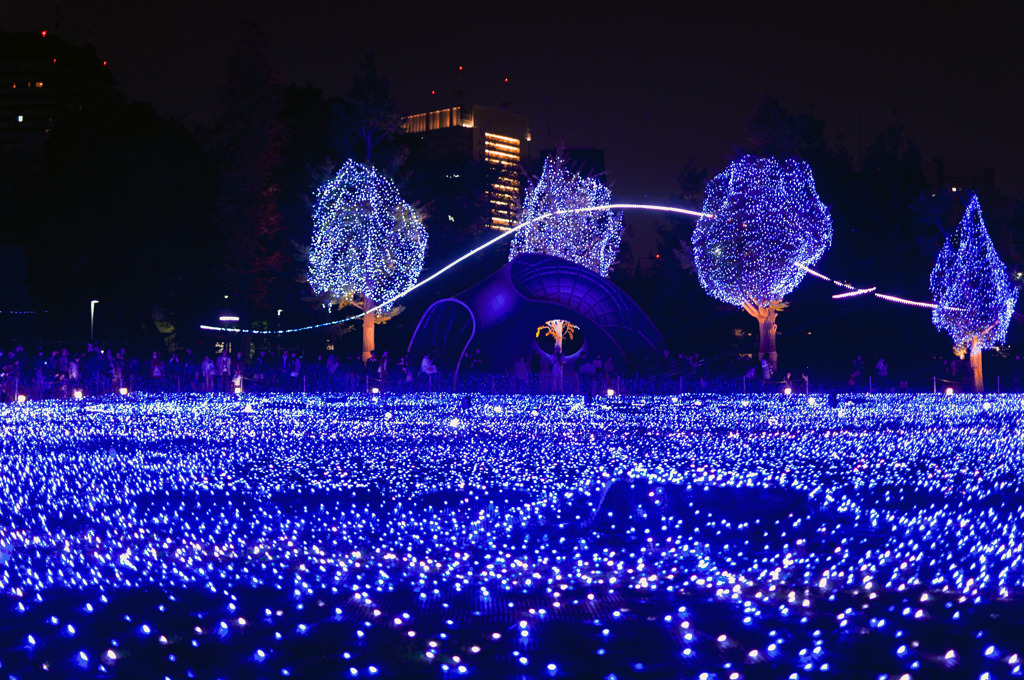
{"left": 403, "top": 104, "right": 531, "bottom": 230}
{"left": 0, "top": 31, "right": 124, "bottom": 172}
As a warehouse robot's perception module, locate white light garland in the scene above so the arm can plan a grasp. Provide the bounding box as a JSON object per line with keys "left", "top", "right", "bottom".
{"left": 200, "top": 203, "right": 708, "bottom": 334}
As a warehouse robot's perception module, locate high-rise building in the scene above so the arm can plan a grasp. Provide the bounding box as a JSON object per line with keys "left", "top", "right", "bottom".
{"left": 403, "top": 104, "right": 530, "bottom": 230}
{"left": 0, "top": 31, "right": 124, "bottom": 172}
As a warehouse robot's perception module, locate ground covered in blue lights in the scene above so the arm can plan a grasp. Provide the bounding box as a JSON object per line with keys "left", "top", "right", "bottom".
{"left": 2, "top": 392, "right": 1024, "bottom": 679}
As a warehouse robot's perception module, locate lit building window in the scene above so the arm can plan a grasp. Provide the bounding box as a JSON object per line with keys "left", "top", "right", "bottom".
{"left": 484, "top": 132, "right": 523, "bottom": 230}
{"left": 402, "top": 105, "right": 528, "bottom": 232}
{"left": 401, "top": 107, "right": 463, "bottom": 134}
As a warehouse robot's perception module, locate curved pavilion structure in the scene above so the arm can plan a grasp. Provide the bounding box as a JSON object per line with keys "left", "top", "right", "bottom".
{"left": 408, "top": 253, "right": 664, "bottom": 381}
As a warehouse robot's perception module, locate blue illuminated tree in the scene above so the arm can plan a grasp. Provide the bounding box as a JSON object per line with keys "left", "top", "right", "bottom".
{"left": 510, "top": 154, "right": 623, "bottom": 277}
{"left": 510, "top": 154, "right": 623, "bottom": 351}
{"left": 308, "top": 160, "right": 427, "bottom": 362}
{"left": 930, "top": 194, "right": 1018, "bottom": 392}
{"left": 692, "top": 155, "right": 832, "bottom": 372}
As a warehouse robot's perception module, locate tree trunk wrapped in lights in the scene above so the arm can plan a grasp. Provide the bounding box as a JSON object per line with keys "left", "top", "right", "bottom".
{"left": 691, "top": 155, "right": 832, "bottom": 372}
{"left": 308, "top": 160, "right": 427, "bottom": 362}
{"left": 930, "top": 194, "right": 1018, "bottom": 393}
{"left": 744, "top": 300, "right": 786, "bottom": 371}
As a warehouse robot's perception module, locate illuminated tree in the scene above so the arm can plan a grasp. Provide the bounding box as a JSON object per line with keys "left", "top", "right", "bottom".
{"left": 510, "top": 154, "right": 623, "bottom": 352}
{"left": 308, "top": 160, "right": 427, "bottom": 362}
{"left": 692, "top": 155, "right": 832, "bottom": 372}
{"left": 510, "top": 154, "right": 622, "bottom": 277}
{"left": 930, "top": 194, "right": 1018, "bottom": 392}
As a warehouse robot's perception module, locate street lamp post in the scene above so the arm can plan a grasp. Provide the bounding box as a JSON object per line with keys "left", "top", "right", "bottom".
{"left": 90, "top": 300, "right": 99, "bottom": 341}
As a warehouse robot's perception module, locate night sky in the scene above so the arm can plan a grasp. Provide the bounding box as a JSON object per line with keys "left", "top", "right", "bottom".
{"left": 6, "top": 1, "right": 1024, "bottom": 203}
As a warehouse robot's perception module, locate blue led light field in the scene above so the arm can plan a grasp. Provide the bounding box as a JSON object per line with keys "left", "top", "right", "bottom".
{"left": 1, "top": 392, "right": 1023, "bottom": 678}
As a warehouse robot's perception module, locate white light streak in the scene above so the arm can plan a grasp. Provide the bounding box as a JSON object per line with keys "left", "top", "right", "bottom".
{"left": 201, "top": 200, "right": 963, "bottom": 336}
{"left": 795, "top": 264, "right": 832, "bottom": 282}
{"left": 832, "top": 287, "right": 876, "bottom": 300}
{"left": 201, "top": 203, "right": 709, "bottom": 335}
{"left": 875, "top": 293, "right": 942, "bottom": 310}
{"left": 797, "top": 263, "right": 964, "bottom": 312}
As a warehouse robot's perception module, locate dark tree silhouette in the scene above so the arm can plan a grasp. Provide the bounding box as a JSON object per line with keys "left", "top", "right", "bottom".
{"left": 19, "top": 102, "right": 216, "bottom": 345}
{"left": 333, "top": 54, "right": 404, "bottom": 169}
{"left": 213, "top": 22, "right": 288, "bottom": 324}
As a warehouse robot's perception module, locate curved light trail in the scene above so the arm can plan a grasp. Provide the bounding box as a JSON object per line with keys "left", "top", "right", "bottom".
{"left": 793, "top": 263, "right": 963, "bottom": 312}
{"left": 200, "top": 204, "right": 707, "bottom": 335}
{"left": 200, "top": 203, "right": 956, "bottom": 335}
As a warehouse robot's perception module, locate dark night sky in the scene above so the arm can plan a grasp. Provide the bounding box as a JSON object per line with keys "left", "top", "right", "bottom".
{"left": 6, "top": 1, "right": 1024, "bottom": 203}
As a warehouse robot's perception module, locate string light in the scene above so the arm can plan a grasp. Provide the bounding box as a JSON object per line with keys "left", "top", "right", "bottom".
{"left": 832, "top": 287, "right": 875, "bottom": 299}
{"left": 691, "top": 155, "right": 833, "bottom": 309}
{"left": 800, "top": 267, "right": 835, "bottom": 284}
{"left": 206, "top": 183, "right": 1009, "bottom": 341}
{"left": 877, "top": 293, "right": 950, "bottom": 310}
{"left": 795, "top": 263, "right": 965, "bottom": 311}
{"left": 930, "top": 193, "right": 1018, "bottom": 355}
{"left": 509, "top": 155, "right": 623, "bottom": 277}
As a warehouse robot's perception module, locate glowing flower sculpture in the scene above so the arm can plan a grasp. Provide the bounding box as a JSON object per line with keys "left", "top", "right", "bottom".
{"left": 692, "top": 155, "right": 832, "bottom": 371}
{"left": 510, "top": 155, "right": 623, "bottom": 278}
{"left": 930, "top": 194, "right": 1018, "bottom": 392}
{"left": 308, "top": 160, "right": 426, "bottom": 361}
